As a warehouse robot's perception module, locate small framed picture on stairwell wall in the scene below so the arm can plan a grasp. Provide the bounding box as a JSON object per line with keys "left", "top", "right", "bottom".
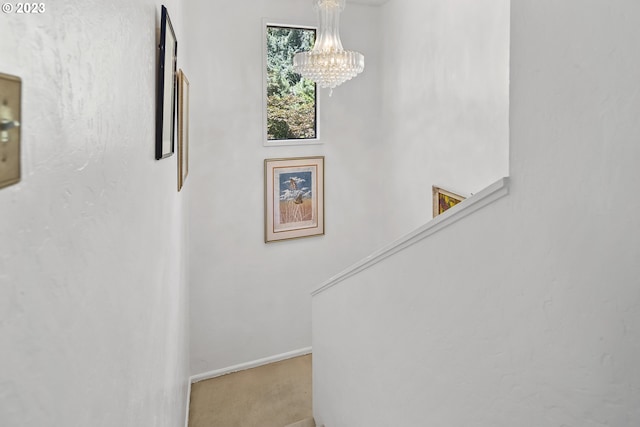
{"left": 264, "top": 157, "right": 324, "bottom": 243}
{"left": 433, "top": 186, "right": 466, "bottom": 218}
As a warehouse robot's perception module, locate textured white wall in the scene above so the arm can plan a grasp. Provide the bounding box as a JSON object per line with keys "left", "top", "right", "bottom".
{"left": 380, "top": 0, "right": 510, "bottom": 237}
{"left": 184, "top": 0, "right": 388, "bottom": 374}
{"left": 186, "top": 0, "right": 510, "bottom": 375}
{"left": 313, "top": 0, "right": 640, "bottom": 426}
{"left": 0, "top": 1, "right": 190, "bottom": 426}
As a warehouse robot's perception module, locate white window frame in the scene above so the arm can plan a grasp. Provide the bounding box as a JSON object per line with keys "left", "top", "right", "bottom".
{"left": 263, "top": 18, "right": 322, "bottom": 147}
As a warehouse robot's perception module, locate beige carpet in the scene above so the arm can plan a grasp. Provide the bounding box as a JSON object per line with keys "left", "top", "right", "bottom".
{"left": 188, "top": 354, "right": 312, "bottom": 427}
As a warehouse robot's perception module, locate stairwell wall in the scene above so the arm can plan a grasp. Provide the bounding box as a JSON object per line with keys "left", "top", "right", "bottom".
{"left": 0, "top": 1, "right": 190, "bottom": 426}
{"left": 184, "top": 1, "right": 391, "bottom": 375}
{"left": 312, "top": 0, "right": 640, "bottom": 426}
{"left": 185, "top": 0, "right": 512, "bottom": 377}
{"left": 379, "top": 0, "right": 510, "bottom": 237}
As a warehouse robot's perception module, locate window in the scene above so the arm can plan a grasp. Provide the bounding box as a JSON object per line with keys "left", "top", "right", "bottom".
{"left": 265, "top": 24, "right": 318, "bottom": 144}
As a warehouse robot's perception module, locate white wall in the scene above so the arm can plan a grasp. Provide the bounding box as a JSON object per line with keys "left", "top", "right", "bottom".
{"left": 185, "top": 0, "right": 389, "bottom": 374}
{"left": 186, "top": 0, "right": 510, "bottom": 375}
{"left": 0, "top": 1, "right": 190, "bottom": 426}
{"left": 313, "top": 0, "right": 640, "bottom": 426}
{"left": 380, "top": 0, "right": 510, "bottom": 237}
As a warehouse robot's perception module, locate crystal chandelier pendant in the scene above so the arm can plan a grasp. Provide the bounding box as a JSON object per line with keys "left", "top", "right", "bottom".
{"left": 293, "top": 0, "right": 365, "bottom": 96}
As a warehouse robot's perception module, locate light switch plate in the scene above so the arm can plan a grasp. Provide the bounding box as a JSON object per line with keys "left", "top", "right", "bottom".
{"left": 0, "top": 72, "right": 21, "bottom": 190}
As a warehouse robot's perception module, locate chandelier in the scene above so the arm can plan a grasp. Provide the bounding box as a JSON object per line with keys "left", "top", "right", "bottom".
{"left": 293, "top": 0, "right": 365, "bottom": 96}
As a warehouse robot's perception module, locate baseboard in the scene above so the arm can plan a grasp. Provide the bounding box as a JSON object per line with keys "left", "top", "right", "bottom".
{"left": 189, "top": 347, "right": 312, "bottom": 384}
{"left": 184, "top": 377, "right": 191, "bottom": 427}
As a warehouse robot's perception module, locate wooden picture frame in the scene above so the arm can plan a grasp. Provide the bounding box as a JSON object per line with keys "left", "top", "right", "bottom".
{"left": 265, "top": 157, "right": 324, "bottom": 242}
{"left": 177, "top": 69, "right": 189, "bottom": 191}
{"left": 433, "top": 186, "right": 466, "bottom": 217}
{"left": 0, "top": 72, "right": 21, "bottom": 190}
{"left": 155, "top": 5, "right": 177, "bottom": 160}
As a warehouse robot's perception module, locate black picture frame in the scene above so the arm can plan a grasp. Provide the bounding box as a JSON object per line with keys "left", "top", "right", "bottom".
{"left": 156, "top": 5, "right": 177, "bottom": 160}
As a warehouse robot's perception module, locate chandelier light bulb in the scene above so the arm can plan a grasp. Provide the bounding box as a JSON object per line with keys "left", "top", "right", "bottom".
{"left": 293, "top": 0, "right": 365, "bottom": 96}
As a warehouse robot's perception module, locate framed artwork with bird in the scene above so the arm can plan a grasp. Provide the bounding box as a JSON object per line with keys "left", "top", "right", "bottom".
{"left": 264, "top": 157, "right": 324, "bottom": 242}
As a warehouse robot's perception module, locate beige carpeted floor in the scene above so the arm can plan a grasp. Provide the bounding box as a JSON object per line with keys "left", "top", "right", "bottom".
{"left": 188, "top": 354, "right": 313, "bottom": 427}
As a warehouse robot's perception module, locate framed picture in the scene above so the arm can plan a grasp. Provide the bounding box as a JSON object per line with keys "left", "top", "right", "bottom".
{"left": 433, "top": 186, "right": 466, "bottom": 217}
{"left": 155, "top": 5, "right": 177, "bottom": 160}
{"left": 177, "top": 69, "right": 189, "bottom": 191}
{"left": 265, "top": 156, "right": 324, "bottom": 242}
{"left": 0, "top": 72, "right": 21, "bottom": 190}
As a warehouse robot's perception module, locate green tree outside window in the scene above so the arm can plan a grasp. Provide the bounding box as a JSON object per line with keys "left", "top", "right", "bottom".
{"left": 266, "top": 26, "right": 316, "bottom": 140}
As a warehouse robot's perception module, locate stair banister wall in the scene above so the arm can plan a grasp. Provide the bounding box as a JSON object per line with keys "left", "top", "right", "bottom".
{"left": 311, "top": 0, "right": 640, "bottom": 425}
{"left": 312, "top": 181, "right": 514, "bottom": 427}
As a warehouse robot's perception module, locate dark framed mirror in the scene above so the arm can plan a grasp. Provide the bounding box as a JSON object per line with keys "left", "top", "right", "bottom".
{"left": 156, "top": 5, "right": 177, "bottom": 160}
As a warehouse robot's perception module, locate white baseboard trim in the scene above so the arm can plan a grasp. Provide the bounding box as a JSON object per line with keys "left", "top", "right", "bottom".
{"left": 184, "top": 377, "right": 192, "bottom": 427}
{"left": 189, "top": 347, "right": 313, "bottom": 384}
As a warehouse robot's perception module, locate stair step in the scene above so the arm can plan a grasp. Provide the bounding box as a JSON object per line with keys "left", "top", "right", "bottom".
{"left": 284, "top": 417, "right": 316, "bottom": 427}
